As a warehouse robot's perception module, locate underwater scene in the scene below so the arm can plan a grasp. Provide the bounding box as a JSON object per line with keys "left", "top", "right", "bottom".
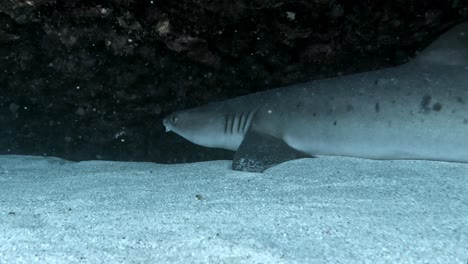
{"left": 0, "top": 1, "right": 467, "bottom": 263}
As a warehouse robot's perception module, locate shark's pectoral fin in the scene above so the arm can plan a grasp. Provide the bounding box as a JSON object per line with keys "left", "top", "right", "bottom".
{"left": 232, "top": 130, "right": 313, "bottom": 172}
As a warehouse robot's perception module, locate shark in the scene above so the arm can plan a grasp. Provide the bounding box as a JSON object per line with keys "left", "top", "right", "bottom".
{"left": 163, "top": 21, "right": 468, "bottom": 172}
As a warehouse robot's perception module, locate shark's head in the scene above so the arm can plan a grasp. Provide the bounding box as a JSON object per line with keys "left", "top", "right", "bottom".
{"left": 163, "top": 105, "right": 256, "bottom": 151}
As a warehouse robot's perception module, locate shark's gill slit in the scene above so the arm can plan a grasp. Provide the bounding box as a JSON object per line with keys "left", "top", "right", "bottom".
{"left": 241, "top": 112, "right": 248, "bottom": 133}
{"left": 230, "top": 114, "right": 235, "bottom": 134}
{"left": 239, "top": 112, "right": 246, "bottom": 134}
{"left": 224, "top": 114, "right": 229, "bottom": 134}
{"left": 227, "top": 114, "right": 234, "bottom": 134}
{"left": 231, "top": 113, "right": 236, "bottom": 134}
{"left": 241, "top": 112, "right": 247, "bottom": 133}
{"left": 242, "top": 112, "right": 249, "bottom": 132}
{"left": 225, "top": 112, "right": 249, "bottom": 135}
{"left": 231, "top": 113, "right": 238, "bottom": 134}
{"left": 246, "top": 111, "right": 252, "bottom": 132}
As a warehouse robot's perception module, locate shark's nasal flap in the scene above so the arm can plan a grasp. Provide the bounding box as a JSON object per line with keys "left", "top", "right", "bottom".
{"left": 414, "top": 21, "right": 468, "bottom": 66}
{"left": 232, "top": 130, "right": 312, "bottom": 172}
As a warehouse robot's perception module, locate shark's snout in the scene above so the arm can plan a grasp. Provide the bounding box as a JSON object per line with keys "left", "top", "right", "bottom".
{"left": 162, "top": 117, "right": 172, "bottom": 132}
{"left": 163, "top": 113, "right": 180, "bottom": 133}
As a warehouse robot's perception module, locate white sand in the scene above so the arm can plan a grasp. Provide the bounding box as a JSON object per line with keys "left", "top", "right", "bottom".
{"left": 0, "top": 155, "right": 467, "bottom": 263}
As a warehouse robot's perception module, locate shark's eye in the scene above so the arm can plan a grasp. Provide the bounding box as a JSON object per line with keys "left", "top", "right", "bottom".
{"left": 171, "top": 115, "right": 178, "bottom": 125}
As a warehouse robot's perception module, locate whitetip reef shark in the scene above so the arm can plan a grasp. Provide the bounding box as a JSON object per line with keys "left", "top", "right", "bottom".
{"left": 163, "top": 21, "right": 468, "bottom": 172}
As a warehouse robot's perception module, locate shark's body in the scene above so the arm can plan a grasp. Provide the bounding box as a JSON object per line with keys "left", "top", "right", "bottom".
{"left": 164, "top": 21, "right": 468, "bottom": 172}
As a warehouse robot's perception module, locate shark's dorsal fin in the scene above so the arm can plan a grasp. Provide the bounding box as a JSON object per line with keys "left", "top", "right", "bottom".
{"left": 413, "top": 21, "right": 468, "bottom": 66}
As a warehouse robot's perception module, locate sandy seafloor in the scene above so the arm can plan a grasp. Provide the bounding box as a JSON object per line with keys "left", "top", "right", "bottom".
{"left": 0, "top": 155, "right": 466, "bottom": 263}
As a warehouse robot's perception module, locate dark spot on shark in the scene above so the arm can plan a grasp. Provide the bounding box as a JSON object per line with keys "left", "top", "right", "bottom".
{"left": 421, "top": 95, "right": 432, "bottom": 113}
{"left": 391, "top": 100, "right": 396, "bottom": 105}
{"left": 312, "top": 112, "right": 317, "bottom": 117}
{"left": 295, "top": 102, "right": 303, "bottom": 108}
{"left": 346, "top": 104, "right": 354, "bottom": 112}
{"left": 456, "top": 97, "right": 465, "bottom": 104}
{"left": 375, "top": 102, "right": 380, "bottom": 113}
{"left": 432, "top": 103, "right": 442, "bottom": 112}
{"left": 333, "top": 120, "right": 337, "bottom": 126}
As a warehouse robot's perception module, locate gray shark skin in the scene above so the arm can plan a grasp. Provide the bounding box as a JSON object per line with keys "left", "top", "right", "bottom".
{"left": 163, "top": 21, "right": 468, "bottom": 172}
